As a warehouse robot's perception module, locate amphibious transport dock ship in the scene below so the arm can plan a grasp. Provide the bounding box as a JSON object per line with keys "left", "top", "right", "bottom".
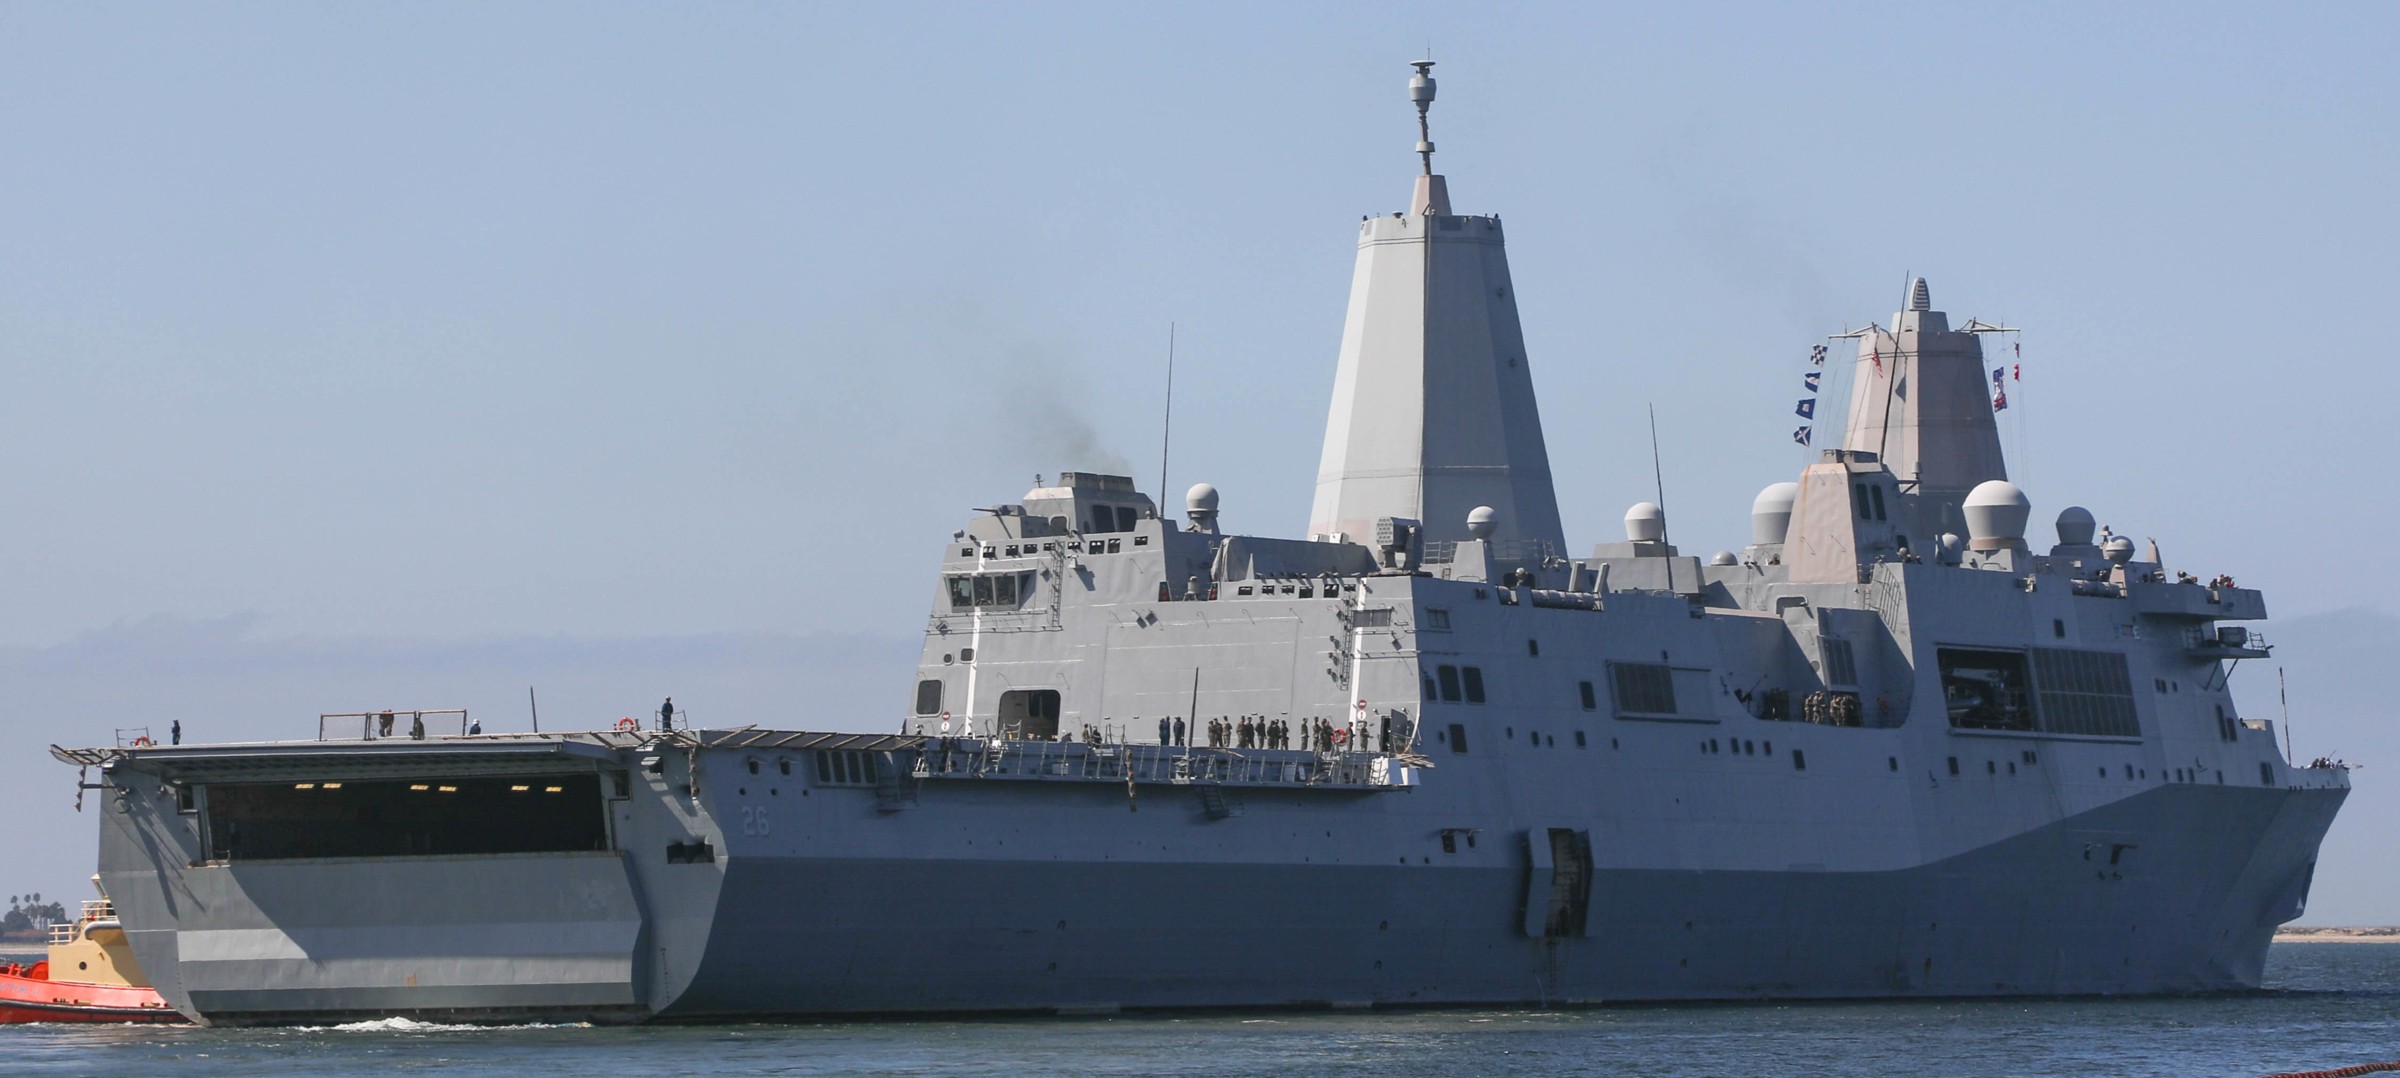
{"left": 56, "top": 64, "right": 2346, "bottom": 1025}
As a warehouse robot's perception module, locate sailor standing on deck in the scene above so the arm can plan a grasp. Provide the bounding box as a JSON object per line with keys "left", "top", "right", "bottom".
{"left": 659, "top": 697, "right": 675, "bottom": 731}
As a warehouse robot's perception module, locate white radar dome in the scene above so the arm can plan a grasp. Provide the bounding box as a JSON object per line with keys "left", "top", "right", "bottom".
{"left": 1962, "top": 480, "right": 2032, "bottom": 551}
{"left": 1708, "top": 550, "right": 1738, "bottom": 566}
{"left": 1749, "top": 482, "right": 1799, "bottom": 546}
{"left": 1465, "top": 505, "right": 1498, "bottom": 540}
{"left": 2102, "top": 535, "right": 2136, "bottom": 563}
{"left": 2056, "top": 505, "right": 2096, "bottom": 546}
{"left": 1624, "top": 502, "right": 1666, "bottom": 543}
{"left": 1185, "top": 483, "right": 1220, "bottom": 515}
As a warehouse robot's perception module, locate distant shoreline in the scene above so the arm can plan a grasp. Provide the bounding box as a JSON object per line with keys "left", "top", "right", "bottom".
{"left": 2274, "top": 927, "right": 2400, "bottom": 943}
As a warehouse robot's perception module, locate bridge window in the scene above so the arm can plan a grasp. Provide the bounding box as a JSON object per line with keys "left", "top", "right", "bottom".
{"left": 1462, "top": 667, "right": 1487, "bottom": 704}
{"left": 1578, "top": 681, "right": 1597, "bottom": 710}
{"left": 948, "top": 572, "right": 1034, "bottom": 609}
{"left": 1447, "top": 723, "right": 1469, "bottom": 754}
{"left": 915, "top": 680, "right": 944, "bottom": 716}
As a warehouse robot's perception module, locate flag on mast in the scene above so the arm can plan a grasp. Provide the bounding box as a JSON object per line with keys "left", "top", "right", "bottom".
{"left": 1793, "top": 425, "right": 1812, "bottom": 446}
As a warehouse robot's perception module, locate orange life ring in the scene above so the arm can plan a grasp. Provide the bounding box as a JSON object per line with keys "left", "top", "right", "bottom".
{"left": 615, "top": 717, "right": 638, "bottom": 732}
{"left": 1331, "top": 728, "right": 1349, "bottom": 746}
{"left": 130, "top": 736, "right": 155, "bottom": 747}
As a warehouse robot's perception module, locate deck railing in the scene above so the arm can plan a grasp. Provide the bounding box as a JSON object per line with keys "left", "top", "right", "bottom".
{"left": 318, "top": 709, "right": 471, "bottom": 741}
{"left": 909, "top": 737, "right": 1422, "bottom": 790}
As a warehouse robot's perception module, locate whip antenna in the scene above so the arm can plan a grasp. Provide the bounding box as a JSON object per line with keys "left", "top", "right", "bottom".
{"left": 1157, "top": 323, "right": 1175, "bottom": 509}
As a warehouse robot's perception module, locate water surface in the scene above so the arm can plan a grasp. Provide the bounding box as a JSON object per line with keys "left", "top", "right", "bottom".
{"left": 7, "top": 943, "right": 2393, "bottom": 1076}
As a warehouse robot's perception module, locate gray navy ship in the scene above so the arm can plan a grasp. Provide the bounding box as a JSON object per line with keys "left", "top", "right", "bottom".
{"left": 54, "top": 64, "right": 2349, "bottom": 1025}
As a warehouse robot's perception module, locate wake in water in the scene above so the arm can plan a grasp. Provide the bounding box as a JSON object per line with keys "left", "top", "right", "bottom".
{"left": 294, "top": 1016, "right": 591, "bottom": 1033}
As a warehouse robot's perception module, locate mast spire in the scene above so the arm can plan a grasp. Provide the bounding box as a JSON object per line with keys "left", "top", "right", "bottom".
{"left": 1409, "top": 60, "right": 1437, "bottom": 176}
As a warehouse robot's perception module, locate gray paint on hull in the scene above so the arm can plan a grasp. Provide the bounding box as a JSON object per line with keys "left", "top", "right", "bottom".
{"left": 661, "top": 783, "right": 2337, "bottom": 1018}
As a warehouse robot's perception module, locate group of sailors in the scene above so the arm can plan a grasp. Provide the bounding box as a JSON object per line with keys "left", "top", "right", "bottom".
{"left": 1195, "top": 714, "right": 1394, "bottom": 753}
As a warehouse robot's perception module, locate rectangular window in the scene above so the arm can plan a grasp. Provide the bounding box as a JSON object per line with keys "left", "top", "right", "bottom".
{"left": 947, "top": 575, "right": 974, "bottom": 609}
{"left": 1437, "top": 665, "right": 1463, "bottom": 702}
{"left": 1424, "top": 608, "right": 1451, "bottom": 631}
{"left": 1462, "top": 667, "right": 1487, "bottom": 704}
{"left": 1869, "top": 485, "right": 1887, "bottom": 521}
{"left": 1116, "top": 507, "right": 1138, "bottom": 532}
{"left": 992, "top": 572, "right": 1018, "bottom": 606}
{"left": 914, "top": 679, "right": 944, "bottom": 716}
{"left": 972, "top": 575, "right": 995, "bottom": 605}
{"left": 1355, "top": 607, "right": 1394, "bottom": 628}
{"left": 1578, "top": 681, "right": 1597, "bottom": 710}
{"left": 1448, "top": 723, "right": 1469, "bottom": 754}
{"left": 1610, "top": 662, "right": 1678, "bottom": 716}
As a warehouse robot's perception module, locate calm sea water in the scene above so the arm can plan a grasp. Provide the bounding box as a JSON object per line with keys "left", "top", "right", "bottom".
{"left": 5, "top": 943, "right": 2395, "bottom": 1077}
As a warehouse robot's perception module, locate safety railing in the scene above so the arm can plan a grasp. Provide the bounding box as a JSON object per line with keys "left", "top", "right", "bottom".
{"left": 319, "top": 709, "right": 471, "bottom": 741}
{"left": 909, "top": 737, "right": 1424, "bottom": 790}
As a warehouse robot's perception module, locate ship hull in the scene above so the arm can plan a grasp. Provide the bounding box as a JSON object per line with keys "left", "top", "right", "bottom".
{"left": 84, "top": 734, "right": 2341, "bottom": 1025}
{"left": 667, "top": 782, "right": 2337, "bottom": 1016}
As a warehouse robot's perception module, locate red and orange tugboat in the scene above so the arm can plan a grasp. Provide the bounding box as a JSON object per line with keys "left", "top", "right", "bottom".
{"left": 0, "top": 886, "right": 182, "bottom": 1023}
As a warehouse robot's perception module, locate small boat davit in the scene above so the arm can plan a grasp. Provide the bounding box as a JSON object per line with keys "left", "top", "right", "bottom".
{"left": 0, "top": 886, "right": 180, "bottom": 1023}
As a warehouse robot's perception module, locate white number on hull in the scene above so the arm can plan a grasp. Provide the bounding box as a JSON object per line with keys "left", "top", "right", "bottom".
{"left": 741, "top": 806, "right": 770, "bottom": 837}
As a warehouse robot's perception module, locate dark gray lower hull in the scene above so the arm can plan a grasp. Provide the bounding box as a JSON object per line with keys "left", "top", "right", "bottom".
{"left": 663, "top": 783, "right": 2332, "bottom": 1018}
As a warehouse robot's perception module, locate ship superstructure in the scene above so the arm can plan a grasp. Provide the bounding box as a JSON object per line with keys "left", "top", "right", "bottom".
{"left": 55, "top": 64, "right": 2346, "bottom": 1025}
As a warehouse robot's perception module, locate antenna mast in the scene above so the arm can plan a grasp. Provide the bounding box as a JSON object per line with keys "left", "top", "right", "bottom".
{"left": 1409, "top": 61, "right": 1436, "bottom": 175}
{"left": 1157, "top": 323, "right": 1176, "bottom": 509}
{"left": 2279, "top": 666, "right": 2293, "bottom": 762}
{"left": 1649, "top": 403, "right": 1669, "bottom": 546}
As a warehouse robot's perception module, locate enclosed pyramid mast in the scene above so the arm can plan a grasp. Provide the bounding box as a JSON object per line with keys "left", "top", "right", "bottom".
{"left": 1308, "top": 62, "right": 1566, "bottom": 555}
{"left": 1839, "top": 277, "right": 2009, "bottom": 540}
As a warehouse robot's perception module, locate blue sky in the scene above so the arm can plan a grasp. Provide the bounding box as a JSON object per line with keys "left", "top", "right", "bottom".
{"left": 3, "top": 4, "right": 2394, "bottom": 917}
